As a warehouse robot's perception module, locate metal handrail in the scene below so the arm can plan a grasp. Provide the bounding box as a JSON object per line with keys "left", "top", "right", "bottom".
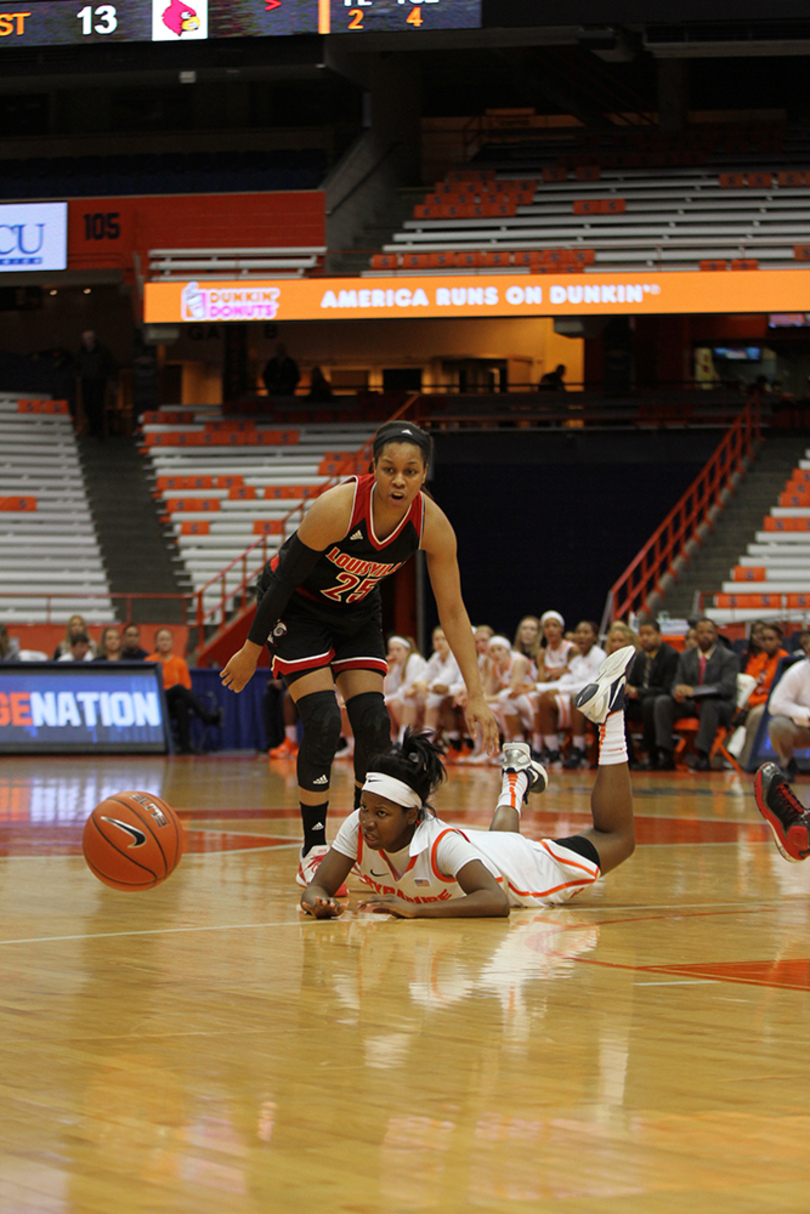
{"left": 601, "top": 396, "right": 762, "bottom": 628}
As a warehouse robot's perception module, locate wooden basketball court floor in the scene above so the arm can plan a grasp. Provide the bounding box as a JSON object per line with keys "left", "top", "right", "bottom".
{"left": 2, "top": 753, "right": 810, "bottom": 1214}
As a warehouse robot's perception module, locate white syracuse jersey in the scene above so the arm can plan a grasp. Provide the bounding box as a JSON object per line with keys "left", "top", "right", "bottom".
{"left": 331, "top": 811, "right": 600, "bottom": 909}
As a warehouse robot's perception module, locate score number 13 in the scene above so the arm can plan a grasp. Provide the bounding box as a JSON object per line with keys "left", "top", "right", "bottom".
{"left": 77, "top": 5, "right": 117, "bottom": 34}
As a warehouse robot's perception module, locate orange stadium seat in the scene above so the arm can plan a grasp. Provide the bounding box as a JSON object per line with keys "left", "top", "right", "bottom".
{"left": 719, "top": 172, "right": 745, "bottom": 187}
{"left": 440, "top": 204, "right": 474, "bottom": 218}
{"left": 215, "top": 474, "right": 246, "bottom": 487}
{"left": 576, "top": 165, "right": 601, "bottom": 181}
{"left": 156, "top": 475, "right": 214, "bottom": 491}
{"left": 263, "top": 485, "right": 320, "bottom": 500}
{"left": 763, "top": 517, "right": 810, "bottom": 531}
{"left": 164, "top": 498, "right": 220, "bottom": 513}
{"left": 778, "top": 171, "right": 808, "bottom": 186}
{"left": 482, "top": 251, "right": 512, "bottom": 266}
{"left": 746, "top": 171, "right": 773, "bottom": 188}
{"left": 700, "top": 260, "right": 729, "bottom": 271}
{"left": 455, "top": 251, "right": 485, "bottom": 267}
{"left": 401, "top": 253, "right": 432, "bottom": 269}
{"left": 370, "top": 254, "right": 400, "bottom": 270}
{"left": 179, "top": 521, "right": 210, "bottom": 535}
{"left": 252, "top": 521, "right": 284, "bottom": 535}
{"left": 17, "top": 399, "right": 69, "bottom": 414}
{"left": 428, "top": 252, "right": 457, "bottom": 268}
{"left": 0, "top": 496, "right": 37, "bottom": 511}
{"left": 228, "top": 486, "right": 258, "bottom": 500}
{"left": 543, "top": 166, "right": 568, "bottom": 182}
{"left": 794, "top": 245, "right": 810, "bottom": 261}
{"left": 513, "top": 251, "right": 543, "bottom": 267}
{"left": 731, "top": 259, "right": 759, "bottom": 270}
{"left": 732, "top": 566, "right": 766, "bottom": 581}
{"left": 779, "top": 490, "right": 810, "bottom": 507}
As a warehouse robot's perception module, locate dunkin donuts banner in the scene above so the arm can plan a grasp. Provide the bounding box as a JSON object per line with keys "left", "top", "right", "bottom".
{"left": 145, "top": 269, "right": 810, "bottom": 323}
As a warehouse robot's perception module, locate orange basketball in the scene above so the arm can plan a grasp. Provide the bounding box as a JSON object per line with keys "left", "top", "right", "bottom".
{"left": 82, "top": 791, "right": 184, "bottom": 891}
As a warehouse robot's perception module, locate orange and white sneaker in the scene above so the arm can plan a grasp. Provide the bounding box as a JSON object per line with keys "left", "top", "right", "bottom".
{"left": 268, "top": 737, "right": 299, "bottom": 760}
{"left": 501, "top": 741, "right": 548, "bottom": 800}
{"left": 296, "top": 843, "right": 348, "bottom": 897}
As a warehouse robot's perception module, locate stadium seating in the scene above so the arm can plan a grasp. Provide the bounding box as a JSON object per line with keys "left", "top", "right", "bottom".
{"left": 708, "top": 453, "right": 810, "bottom": 625}
{"left": 371, "top": 122, "right": 810, "bottom": 274}
{"left": 0, "top": 396, "right": 113, "bottom": 624}
{"left": 139, "top": 408, "right": 375, "bottom": 612}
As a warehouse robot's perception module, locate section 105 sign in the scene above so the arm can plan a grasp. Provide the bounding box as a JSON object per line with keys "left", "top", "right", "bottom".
{"left": 0, "top": 203, "right": 67, "bottom": 273}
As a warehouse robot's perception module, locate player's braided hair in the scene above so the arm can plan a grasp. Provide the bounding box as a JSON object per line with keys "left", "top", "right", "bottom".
{"left": 367, "top": 728, "right": 446, "bottom": 816}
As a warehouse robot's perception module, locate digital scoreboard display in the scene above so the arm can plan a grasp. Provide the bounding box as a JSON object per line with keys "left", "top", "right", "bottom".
{"left": 0, "top": 662, "right": 171, "bottom": 753}
{"left": 0, "top": 0, "right": 481, "bottom": 45}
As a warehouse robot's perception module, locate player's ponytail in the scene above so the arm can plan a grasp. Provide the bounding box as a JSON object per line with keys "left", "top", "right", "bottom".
{"left": 366, "top": 728, "right": 446, "bottom": 815}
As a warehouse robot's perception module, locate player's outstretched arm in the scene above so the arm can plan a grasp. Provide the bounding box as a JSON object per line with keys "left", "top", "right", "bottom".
{"left": 300, "top": 848, "right": 354, "bottom": 919}
{"left": 358, "top": 860, "right": 509, "bottom": 919}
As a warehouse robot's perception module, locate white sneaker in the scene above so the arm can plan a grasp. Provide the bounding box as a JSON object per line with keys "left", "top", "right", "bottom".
{"left": 296, "top": 844, "right": 348, "bottom": 897}
{"left": 501, "top": 741, "right": 548, "bottom": 796}
{"left": 573, "top": 645, "right": 635, "bottom": 724}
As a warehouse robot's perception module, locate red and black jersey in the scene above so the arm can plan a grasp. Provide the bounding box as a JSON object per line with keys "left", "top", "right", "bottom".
{"left": 269, "top": 473, "right": 425, "bottom": 612}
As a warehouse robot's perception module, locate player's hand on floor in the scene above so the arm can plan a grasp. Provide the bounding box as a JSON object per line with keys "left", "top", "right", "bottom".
{"left": 357, "top": 895, "right": 418, "bottom": 918}
{"left": 302, "top": 895, "right": 345, "bottom": 919}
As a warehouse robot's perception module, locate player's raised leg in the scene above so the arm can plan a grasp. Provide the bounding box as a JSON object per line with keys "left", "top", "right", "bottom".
{"left": 573, "top": 645, "right": 636, "bottom": 874}
{"left": 754, "top": 761, "right": 810, "bottom": 862}
{"left": 490, "top": 741, "right": 548, "bottom": 832}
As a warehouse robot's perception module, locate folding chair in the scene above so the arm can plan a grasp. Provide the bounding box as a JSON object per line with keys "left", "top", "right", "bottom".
{"left": 673, "top": 674, "right": 757, "bottom": 773}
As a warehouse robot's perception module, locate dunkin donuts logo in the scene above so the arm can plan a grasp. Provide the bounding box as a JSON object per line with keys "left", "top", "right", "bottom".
{"left": 181, "top": 281, "right": 281, "bottom": 321}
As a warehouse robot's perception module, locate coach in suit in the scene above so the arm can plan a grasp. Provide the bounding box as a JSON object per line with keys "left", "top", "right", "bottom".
{"left": 652, "top": 617, "right": 739, "bottom": 771}
{"left": 625, "top": 619, "right": 680, "bottom": 767}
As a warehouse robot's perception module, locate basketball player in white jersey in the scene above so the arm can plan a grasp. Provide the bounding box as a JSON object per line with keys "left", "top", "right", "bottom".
{"left": 301, "top": 646, "right": 637, "bottom": 919}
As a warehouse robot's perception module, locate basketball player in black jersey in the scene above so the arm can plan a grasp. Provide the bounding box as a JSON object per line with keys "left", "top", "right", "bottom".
{"left": 221, "top": 420, "right": 499, "bottom": 890}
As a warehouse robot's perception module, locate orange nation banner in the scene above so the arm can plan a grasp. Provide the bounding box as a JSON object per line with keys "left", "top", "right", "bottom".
{"left": 144, "top": 269, "right": 810, "bottom": 323}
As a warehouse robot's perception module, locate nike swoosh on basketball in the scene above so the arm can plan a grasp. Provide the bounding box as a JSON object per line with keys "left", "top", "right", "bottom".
{"left": 101, "top": 816, "right": 146, "bottom": 848}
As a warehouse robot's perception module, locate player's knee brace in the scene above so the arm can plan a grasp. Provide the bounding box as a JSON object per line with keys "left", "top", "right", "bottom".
{"left": 346, "top": 691, "right": 391, "bottom": 781}
{"left": 295, "top": 690, "right": 342, "bottom": 793}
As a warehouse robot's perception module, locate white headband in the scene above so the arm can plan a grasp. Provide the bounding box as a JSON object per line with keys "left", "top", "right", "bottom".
{"left": 541, "top": 610, "right": 564, "bottom": 627}
{"left": 489, "top": 635, "right": 512, "bottom": 650}
{"left": 388, "top": 635, "right": 409, "bottom": 649}
{"left": 362, "top": 771, "right": 422, "bottom": 809}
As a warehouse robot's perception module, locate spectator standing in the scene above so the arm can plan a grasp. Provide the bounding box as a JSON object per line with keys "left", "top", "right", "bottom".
{"left": 148, "top": 628, "right": 223, "bottom": 754}
{"left": 652, "top": 617, "right": 739, "bottom": 771}
{"left": 625, "top": 620, "right": 680, "bottom": 768}
{"left": 307, "top": 367, "right": 333, "bottom": 403}
{"left": 262, "top": 343, "right": 300, "bottom": 398}
{"left": 766, "top": 630, "right": 810, "bottom": 779}
{"left": 76, "top": 330, "right": 116, "bottom": 438}
{"left": 120, "top": 624, "right": 148, "bottom": 660}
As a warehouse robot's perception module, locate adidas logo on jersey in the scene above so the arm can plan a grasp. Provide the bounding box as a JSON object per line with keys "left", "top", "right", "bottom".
{"left": 349, "top": 529, "right": 363, "bottom": 541}
{"left": 313, "top": 775, "right": 328, "bottom": 785}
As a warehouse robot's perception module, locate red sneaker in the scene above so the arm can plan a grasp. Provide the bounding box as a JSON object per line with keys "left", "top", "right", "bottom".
{"left": 754, "top": 762, "right": 810, "bottom": 862}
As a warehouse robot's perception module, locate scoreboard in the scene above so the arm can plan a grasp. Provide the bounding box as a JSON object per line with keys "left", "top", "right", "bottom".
{"left": 0, "top": 0, "right": 482, "bottom": 46}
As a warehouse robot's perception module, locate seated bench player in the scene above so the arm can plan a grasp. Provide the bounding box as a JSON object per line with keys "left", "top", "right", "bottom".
{"left": 300, "top": 646, "right": 638, "bottom": 919}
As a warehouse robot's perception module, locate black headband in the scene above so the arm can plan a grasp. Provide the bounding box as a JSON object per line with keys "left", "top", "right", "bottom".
{"left": 372, "top": 422, "right": 432, "bottom": 464}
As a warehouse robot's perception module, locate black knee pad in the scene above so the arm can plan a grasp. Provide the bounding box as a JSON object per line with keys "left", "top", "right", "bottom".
{"left": 346, "top": 691, "right": 392, "bottom": 781}
{"left": 295, "top": 690, "right": 342, "bottom": 793}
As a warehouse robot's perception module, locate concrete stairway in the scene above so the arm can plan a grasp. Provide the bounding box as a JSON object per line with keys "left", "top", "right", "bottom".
{"left": 326, "top": 188, "right": 424, "bottom": 275}
{"left": 78, "top": 434, "right": 190, "bottom": 623}
{"left": 661, "top": 435, "right": 810, "bottom": 619}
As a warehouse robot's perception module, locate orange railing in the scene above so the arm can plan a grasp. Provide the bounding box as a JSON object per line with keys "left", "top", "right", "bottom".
{"left": 188, "top": 394, "right": 419, "bottom": 650}
{"left": 602, "top": 397, "right": 762, "bottom": 628}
